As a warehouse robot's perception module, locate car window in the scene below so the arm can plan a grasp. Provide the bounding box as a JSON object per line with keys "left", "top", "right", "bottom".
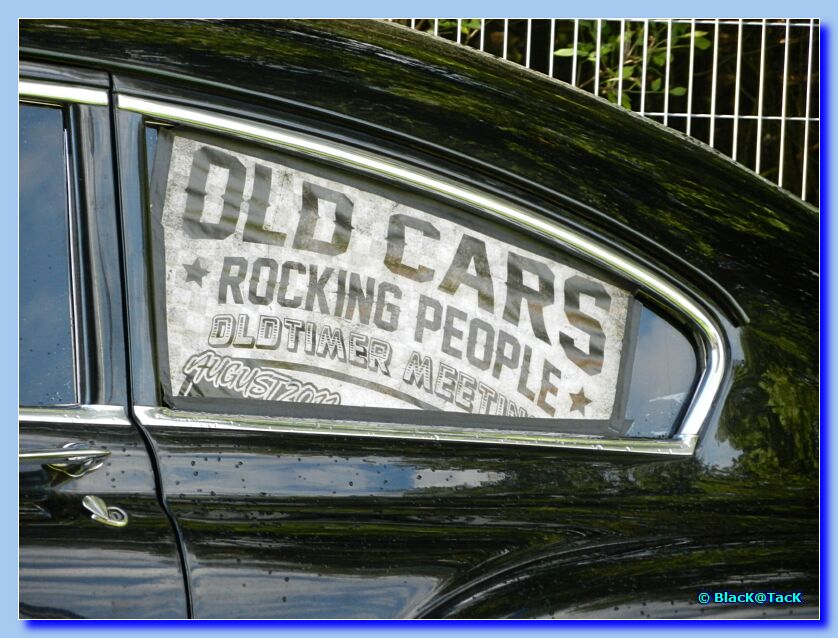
{"left": 144, "top": 126, "right": 699, "bottom": 438}
{"left": 624, "top": 302, "right": 698, "bottom": 437}
{"left": 19, "top": 103, "right": 76, "bottom": 407}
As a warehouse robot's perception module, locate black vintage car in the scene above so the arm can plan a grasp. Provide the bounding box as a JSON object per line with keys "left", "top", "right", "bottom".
{"left": 19, "top": 19, "right": 818, "bottom": 619}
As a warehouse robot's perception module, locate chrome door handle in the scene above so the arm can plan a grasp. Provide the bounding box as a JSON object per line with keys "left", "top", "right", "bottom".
{"left": 82, "top": 495, "right": 128, "bottom": 528}
{"left": 19, "top": 443, "right": 110, "bottom": 478}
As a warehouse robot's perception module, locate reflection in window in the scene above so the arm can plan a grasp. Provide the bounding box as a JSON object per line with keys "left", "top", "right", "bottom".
{"left": 19, "top": 104, "right": 75, "bottom": 406}
{"left": 145, "top": 126, "right": 158, "bottom": 178}
{"left": 624, "top": 303, "right": 697, "bottom": 437}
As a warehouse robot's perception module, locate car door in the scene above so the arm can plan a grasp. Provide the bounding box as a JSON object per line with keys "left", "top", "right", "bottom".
{"left": 110, "top": 77, "right": 777, "bottom": 619}
{"left": 18, "top": 65, "right": 188, "bottom": 619}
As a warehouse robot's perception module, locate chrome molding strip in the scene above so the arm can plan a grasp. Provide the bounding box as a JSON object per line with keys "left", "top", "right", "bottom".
{"left": 64, "top": 115, "right": 83, "bottom": 406}
{"left": 136, "top": 406, "right": 695, "bottom": 455}
{"left": 19, "top": 404, "right": 131, "bottom": 426}
{"left": 20, "top": 448, "right": 111, "bottom": 463}
{"left": 19, "top": 80, "right": 109, "bottom": 106}
{"left": 118, "top": 95, "right": 727, "bottom": 455}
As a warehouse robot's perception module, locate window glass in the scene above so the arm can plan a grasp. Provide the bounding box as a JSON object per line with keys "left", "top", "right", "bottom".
{"left": 624, "top": 303, "right": 698, "bottom": 437}
{"left": 19, "top": 104, "right": 76, "bottom": 406}
{"left": 146, "top": 128, "right": 698, "bottom": 437}
{"left": 145, "top": 126, "right": 158, "bottom": 178}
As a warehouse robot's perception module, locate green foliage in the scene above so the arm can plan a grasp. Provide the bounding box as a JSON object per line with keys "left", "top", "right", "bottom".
{"left": 555, "top": 21, "right": 712, "bottom": 108}
{"left": 721, "top": 356, "right": 818, "bottom": 482}
{"left": 759, "top": 366, "right": 819, "bottom": 468}
{"left": 437, "top": 18, "right": 483, "bottom": 46}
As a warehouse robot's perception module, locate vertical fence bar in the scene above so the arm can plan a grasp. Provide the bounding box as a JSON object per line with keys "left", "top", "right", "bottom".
{"left": 686, "top": 19, "right": 696, "bottom": 136}
{"left": 709, "top": 19, "right": 720, "bottom": 147}
{"left": 733, "top": 19, "right": 743, "bottom": 161}
{"left": 778, "top": 19, "right": 791, "bottom": 187}
{"left": 755, "top": 19, "right": 767, "bottom": 173}
{"left": 617, "top": 19, "right": 625, "bottom": 107}
{"left": 392, "top": 18, "right": 814, "bottom": 203}
{"left": 802, "top": 19, "right": 814, "bottom": 200}
{"left": 640, "top": 19, "right": 648, "bottom": 116}
{"left": 663, "top": 19, "right": 672, "bottom": 126}
{"left": 525, "top": 19, "right": 532, "bottom": 67}
{"left": 571, "top": 19, "right": 579, "bottom": 85}
{"left": 595, "top": 19, "right": 602, "bottom": 96}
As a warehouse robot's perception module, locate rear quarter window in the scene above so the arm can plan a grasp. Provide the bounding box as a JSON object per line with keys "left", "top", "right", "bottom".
{"left": 144, "top": 126, "right": 699, "bottom": 439}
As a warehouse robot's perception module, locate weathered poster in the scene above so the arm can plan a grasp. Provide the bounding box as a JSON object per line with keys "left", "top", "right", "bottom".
{"left": 152, "top": 132, "right": 632, "bottom": 421}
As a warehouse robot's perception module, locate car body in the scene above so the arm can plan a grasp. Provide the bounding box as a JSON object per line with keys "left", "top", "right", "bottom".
{"left": 19, "top": 19, "right": 818, "bottom": 619}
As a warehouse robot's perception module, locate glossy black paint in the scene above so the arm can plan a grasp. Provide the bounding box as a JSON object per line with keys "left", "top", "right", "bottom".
{"left": 147, "top": 429, "right": 817, "bottom": 618}
{"left": 20, "top": 421, "right": 187, "bottom": 619}
{"left": 18, "top": 85, "right": 188, "bottom": 618}
{"left": 19, "top": 20, "right": 818, "bottom": 618}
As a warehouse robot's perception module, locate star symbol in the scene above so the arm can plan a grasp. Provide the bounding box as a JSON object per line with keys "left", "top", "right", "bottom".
{"left": 183, "top": 257, "right": 209, "bottom": 287}
{"left": 569, "top": 388, "right": 592, "bottom": 415}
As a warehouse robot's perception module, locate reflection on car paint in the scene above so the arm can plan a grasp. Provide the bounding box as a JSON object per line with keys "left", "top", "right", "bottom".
{"left": 164, "top": 451, "right": 505, "bottom": 497}
{"left": 192, "top": 566, "right": 442, "bottom": 619}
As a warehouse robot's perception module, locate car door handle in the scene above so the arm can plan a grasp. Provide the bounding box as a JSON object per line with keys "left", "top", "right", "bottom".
{"left": 81, "top": 495, "right": 128, "bottom": 528}
{"left": 19, "top": 443, "right": 110, "bottom": 478}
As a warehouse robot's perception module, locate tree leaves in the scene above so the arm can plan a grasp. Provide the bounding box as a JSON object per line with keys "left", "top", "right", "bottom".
{"left": 652, "top": 52, "right": 669, "bottom": 66}
{"left": 550, "top": 21, "right": 713, "bottom": 108}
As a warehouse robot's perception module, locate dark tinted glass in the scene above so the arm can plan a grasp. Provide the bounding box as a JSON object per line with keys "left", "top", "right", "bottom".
{"left": 145, "top": 125, "right": 158, "bottom": 177}
{"left": 624, "top": 303, "right": 698, "bottom": 437}
{"left": 19, "top": 104, "right": 76, "bottom": 406}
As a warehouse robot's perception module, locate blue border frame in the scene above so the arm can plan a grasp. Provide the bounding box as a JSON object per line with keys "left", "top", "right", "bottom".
{"left": 820, "top": 20, "right": 830, "bottom": 634}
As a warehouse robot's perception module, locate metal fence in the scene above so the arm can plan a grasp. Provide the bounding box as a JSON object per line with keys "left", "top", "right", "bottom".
{"left": 389, "top": 18, "right": 820, "bottom": 208}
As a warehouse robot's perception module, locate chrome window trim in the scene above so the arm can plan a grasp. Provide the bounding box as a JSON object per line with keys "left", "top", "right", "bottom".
{"left": 135, "top": 406, "right": 696, "bottom": 455}
{"left": 19, "top": 80, "right": 109, "bottom": 106}
{"left": 118, "top": 94, "right": 727, "bottom": 456}
{"left": 63, "top": 111, "right": 82, "bottom": 406}
{"left": 19, "top": 404, "right": 131, "bottom": 426}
